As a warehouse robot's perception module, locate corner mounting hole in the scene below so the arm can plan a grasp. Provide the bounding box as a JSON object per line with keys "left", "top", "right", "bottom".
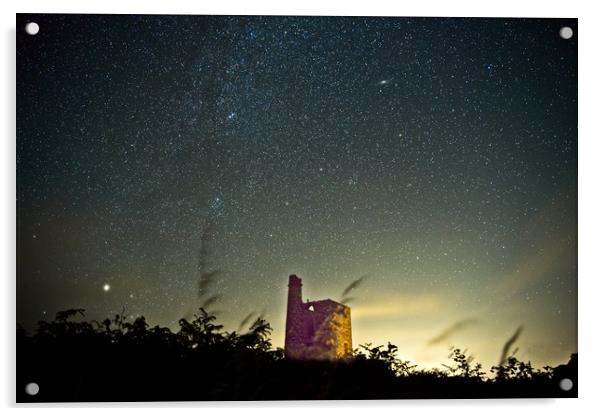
{"left": 25, "top": 22, "right": 40, "bottom": 35}
{"left": 559, "top": 378, "right": 573, "bottom": 391}
{"left": 25, "top": 382, "right": 39, "bottom": 396}
{"left": 559, "top": 26, "right": 573, "bottom": 40}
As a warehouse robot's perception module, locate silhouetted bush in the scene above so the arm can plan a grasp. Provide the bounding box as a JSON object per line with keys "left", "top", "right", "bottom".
{"left": 16, "top": 308, "right": 577, "bottom": 402}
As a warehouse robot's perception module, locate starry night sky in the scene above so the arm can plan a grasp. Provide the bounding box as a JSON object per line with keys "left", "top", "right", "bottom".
{"left": 17, "top": 14, "right": 577, "bottom": 370}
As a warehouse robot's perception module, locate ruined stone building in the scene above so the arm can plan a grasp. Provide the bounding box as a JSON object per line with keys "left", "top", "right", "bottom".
{"left": 284, "top": 274, "right": 352, "bottom": 360}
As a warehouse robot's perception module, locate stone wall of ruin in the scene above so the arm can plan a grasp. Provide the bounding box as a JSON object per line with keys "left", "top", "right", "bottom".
{"left": 284, "top": 275, "right": 352, "bottom": 360}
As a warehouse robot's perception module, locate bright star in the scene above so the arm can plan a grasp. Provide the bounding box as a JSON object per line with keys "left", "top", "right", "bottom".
{"left": 103, "top": 284, "right": 111, "bottom": 292}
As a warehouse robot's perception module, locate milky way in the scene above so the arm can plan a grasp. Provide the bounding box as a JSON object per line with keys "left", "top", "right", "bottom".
{"left": 17, "top": 15, "right": 577, "bottom": 370}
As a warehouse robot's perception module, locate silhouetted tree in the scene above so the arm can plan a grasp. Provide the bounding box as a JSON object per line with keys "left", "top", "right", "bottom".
{"left": 444, "top": 347, "right": 485, "bottom": 380}
{"left": 237, "top": 317, "right": 273, "bottom": 352}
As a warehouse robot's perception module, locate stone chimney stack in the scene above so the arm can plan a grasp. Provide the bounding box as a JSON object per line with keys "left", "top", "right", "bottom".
{"left": 285, "top": 274, "right": 303, "bottom": 358}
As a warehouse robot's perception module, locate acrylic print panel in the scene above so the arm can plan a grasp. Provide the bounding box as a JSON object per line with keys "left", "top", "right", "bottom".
{"left": 16, "top": 14, "right": 577, "bottom": 402}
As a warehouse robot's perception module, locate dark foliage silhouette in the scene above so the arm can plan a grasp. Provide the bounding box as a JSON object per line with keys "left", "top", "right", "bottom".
{"left": 340, "top": 274, "right": 368, "bottom": 305}
{"left": 441, "top": 347, "right": 485, "bottom": 380}
{"left": 498, "top": 325, "right": 524, "bottom": 367}
{"left": 428, "top": 319, "right": 479, "bottom": 346}
{"left": 17, "top": 309, "right": 577, "bottom": 402}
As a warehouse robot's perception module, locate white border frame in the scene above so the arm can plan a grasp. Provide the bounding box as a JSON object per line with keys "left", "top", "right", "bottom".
{"left": 3, "top": 1, "right": 600, "bottom": 415}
